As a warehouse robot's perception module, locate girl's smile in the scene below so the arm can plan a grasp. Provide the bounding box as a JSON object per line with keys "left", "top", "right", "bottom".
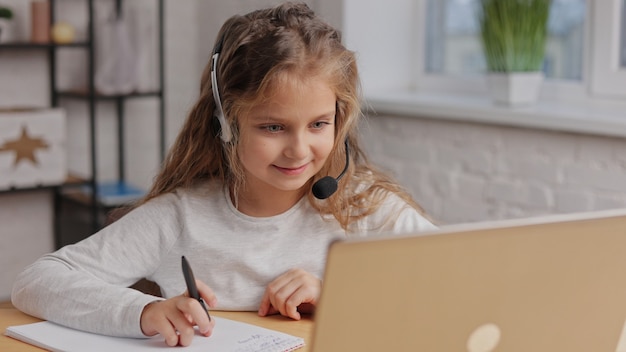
{"left": 274, "top": 163, "right": 309, "bottom": 176}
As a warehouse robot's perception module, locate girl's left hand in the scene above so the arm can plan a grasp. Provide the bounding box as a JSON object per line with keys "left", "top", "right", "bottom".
{"left": 257, "top": 268, "right": 321, "bottom": 320}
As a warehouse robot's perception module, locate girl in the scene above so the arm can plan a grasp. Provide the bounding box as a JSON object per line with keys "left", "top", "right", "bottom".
{"left": 12, "top": 2, "right": 436, "bottom": 347}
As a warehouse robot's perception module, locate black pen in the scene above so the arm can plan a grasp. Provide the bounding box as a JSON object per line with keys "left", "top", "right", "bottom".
{"left": 181, "top": 255, "right": 211, "bottom": 322}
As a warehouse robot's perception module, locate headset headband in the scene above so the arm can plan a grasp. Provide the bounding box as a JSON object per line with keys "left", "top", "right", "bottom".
{"left": 210, "top": 36, "right": 232, "bottom": 143}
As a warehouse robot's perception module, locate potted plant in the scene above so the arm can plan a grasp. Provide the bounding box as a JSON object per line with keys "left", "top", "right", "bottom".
{"left": 479, "top": 0, "right": 551, "bottom": 106}
{"left": 0, "top": 6, "right": 14, "bottom": 43}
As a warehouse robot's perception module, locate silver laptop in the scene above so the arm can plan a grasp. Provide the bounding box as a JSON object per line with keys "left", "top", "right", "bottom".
{"left": 311, "top": 209, "right": 626, "bottom": 352}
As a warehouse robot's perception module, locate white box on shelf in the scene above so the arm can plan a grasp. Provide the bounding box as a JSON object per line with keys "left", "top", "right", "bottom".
{"left": 0, "top": 108, "right": 67, "bottom": 190}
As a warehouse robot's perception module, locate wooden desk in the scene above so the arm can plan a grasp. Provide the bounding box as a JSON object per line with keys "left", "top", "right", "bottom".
{"left": 0, "top": 303, "right": 313, "bottom": 351}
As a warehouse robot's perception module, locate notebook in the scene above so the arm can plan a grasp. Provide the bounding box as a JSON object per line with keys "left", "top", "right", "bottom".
{"left": 6, "top": 316, "right": 304, "bottom": 352}
{"left": 311, "top": 208, "right": 626, "bottom": 352}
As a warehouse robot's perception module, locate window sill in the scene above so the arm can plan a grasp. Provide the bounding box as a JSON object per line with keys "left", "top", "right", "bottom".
{"left": 365, "top": 91, "right": 626, "bottom": 139}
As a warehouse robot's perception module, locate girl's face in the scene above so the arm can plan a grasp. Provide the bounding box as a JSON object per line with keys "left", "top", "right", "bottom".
{"left": 237, "top": 75, "right": 336, "bottom": 203}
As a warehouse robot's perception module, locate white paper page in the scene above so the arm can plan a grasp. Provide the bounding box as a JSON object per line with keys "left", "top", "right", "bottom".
{"left": 5, "top": 317, "right": 304, "bottom": 352}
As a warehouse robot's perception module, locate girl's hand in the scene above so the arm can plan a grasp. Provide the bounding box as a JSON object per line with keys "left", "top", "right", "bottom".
{"left": 140, "top": 280, "right": 218, "bottom": 347}
{"left": 258, "top": 268, "right": 321, "bottom": 320}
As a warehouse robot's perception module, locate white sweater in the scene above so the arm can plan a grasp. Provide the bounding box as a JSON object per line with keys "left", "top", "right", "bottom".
{"left": 11, "top": 181, "right": 436, "bottom": 337}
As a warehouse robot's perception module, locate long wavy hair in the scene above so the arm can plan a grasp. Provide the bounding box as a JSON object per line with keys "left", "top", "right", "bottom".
{"left": 138, "top": 2, "right": 426, "bottom": 230}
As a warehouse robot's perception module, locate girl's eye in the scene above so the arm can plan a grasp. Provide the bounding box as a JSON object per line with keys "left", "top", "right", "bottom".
{"left": 312, "top": 121, "right": 330, "bottom": 129}
{"left": 263, "top": 125, "right": 283, "bottom": 133}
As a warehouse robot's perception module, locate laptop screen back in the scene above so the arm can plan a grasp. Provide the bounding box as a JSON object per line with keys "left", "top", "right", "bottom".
{"left": 311, "top": 210, "right": 626, "bottom": 352}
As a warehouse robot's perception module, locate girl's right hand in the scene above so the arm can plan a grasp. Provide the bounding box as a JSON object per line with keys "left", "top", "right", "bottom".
{"left": 139, "top": 280, "right": 217, "bottom": 347}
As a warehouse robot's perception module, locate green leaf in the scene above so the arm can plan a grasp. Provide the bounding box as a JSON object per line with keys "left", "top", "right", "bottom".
{"left": 0, "top": 7, "right": 13, "bottom": 19}
{"left": 479, "top": 0, "right": 551, "bottom": 72}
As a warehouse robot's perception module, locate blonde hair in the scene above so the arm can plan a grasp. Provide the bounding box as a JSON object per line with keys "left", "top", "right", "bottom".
{"left": 140, "top": 2, "right": 426, "bottom": 230}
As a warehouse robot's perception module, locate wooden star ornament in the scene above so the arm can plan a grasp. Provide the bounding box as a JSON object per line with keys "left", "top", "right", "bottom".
{"left": 0, "top": 126, "right": 50, "bottom": 166}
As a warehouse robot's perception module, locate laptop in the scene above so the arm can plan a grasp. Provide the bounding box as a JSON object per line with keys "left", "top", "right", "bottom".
{"left": 311, "top": 209, "right": 626, "bottom": 352}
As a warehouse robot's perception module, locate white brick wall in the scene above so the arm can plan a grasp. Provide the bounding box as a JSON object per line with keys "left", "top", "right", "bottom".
{"left": 362, "top": 113, "right": 626, "bottom": 225}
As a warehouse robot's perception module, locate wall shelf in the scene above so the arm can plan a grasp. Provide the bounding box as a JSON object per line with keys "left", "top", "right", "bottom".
{"left": 0, "top": 0, "right": 165, "bottom": 249}
{"left": 57, "top": 90, "right": 163, "bottom": 100}
{"left": 0, "top": 42, "right": 90, "bottom": 49}
{"left": 53, "top": 0, "right": 165, "bottom": 248}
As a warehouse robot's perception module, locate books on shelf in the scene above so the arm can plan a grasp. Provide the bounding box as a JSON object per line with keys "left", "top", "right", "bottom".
{"left": 82, "top": 181, "right": 146, "bottom": 207}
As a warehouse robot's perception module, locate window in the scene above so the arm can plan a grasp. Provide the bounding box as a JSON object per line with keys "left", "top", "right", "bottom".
{"left": 424, "top": 0, "right": 586, "bottom": 81}
{"left": 340, "top": 0, "right": 626, "bottom": 102}
{"left": 590, "top": 0, "right": 626, "bottom": 98}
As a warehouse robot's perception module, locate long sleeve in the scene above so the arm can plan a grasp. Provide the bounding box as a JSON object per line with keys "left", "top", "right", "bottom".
{"left": 11, "top": 194, "right": 183, "bottom": 337}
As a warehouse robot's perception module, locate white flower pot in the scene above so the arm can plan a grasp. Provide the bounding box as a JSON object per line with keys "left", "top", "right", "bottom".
{"left": 486, "top": 72, "right": 544, "bottom": 106}
{"left": 0, "top": 18, "right": 16, "bottom": 43}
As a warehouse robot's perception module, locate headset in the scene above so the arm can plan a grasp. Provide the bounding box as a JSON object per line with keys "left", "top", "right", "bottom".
{"left": 210, "top": 36, "right": 349, "bottom": 199}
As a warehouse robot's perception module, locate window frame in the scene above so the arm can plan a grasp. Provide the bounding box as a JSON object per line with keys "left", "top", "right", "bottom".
{"left": 590, "top": 0, "right": 626, "bottom": 98}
